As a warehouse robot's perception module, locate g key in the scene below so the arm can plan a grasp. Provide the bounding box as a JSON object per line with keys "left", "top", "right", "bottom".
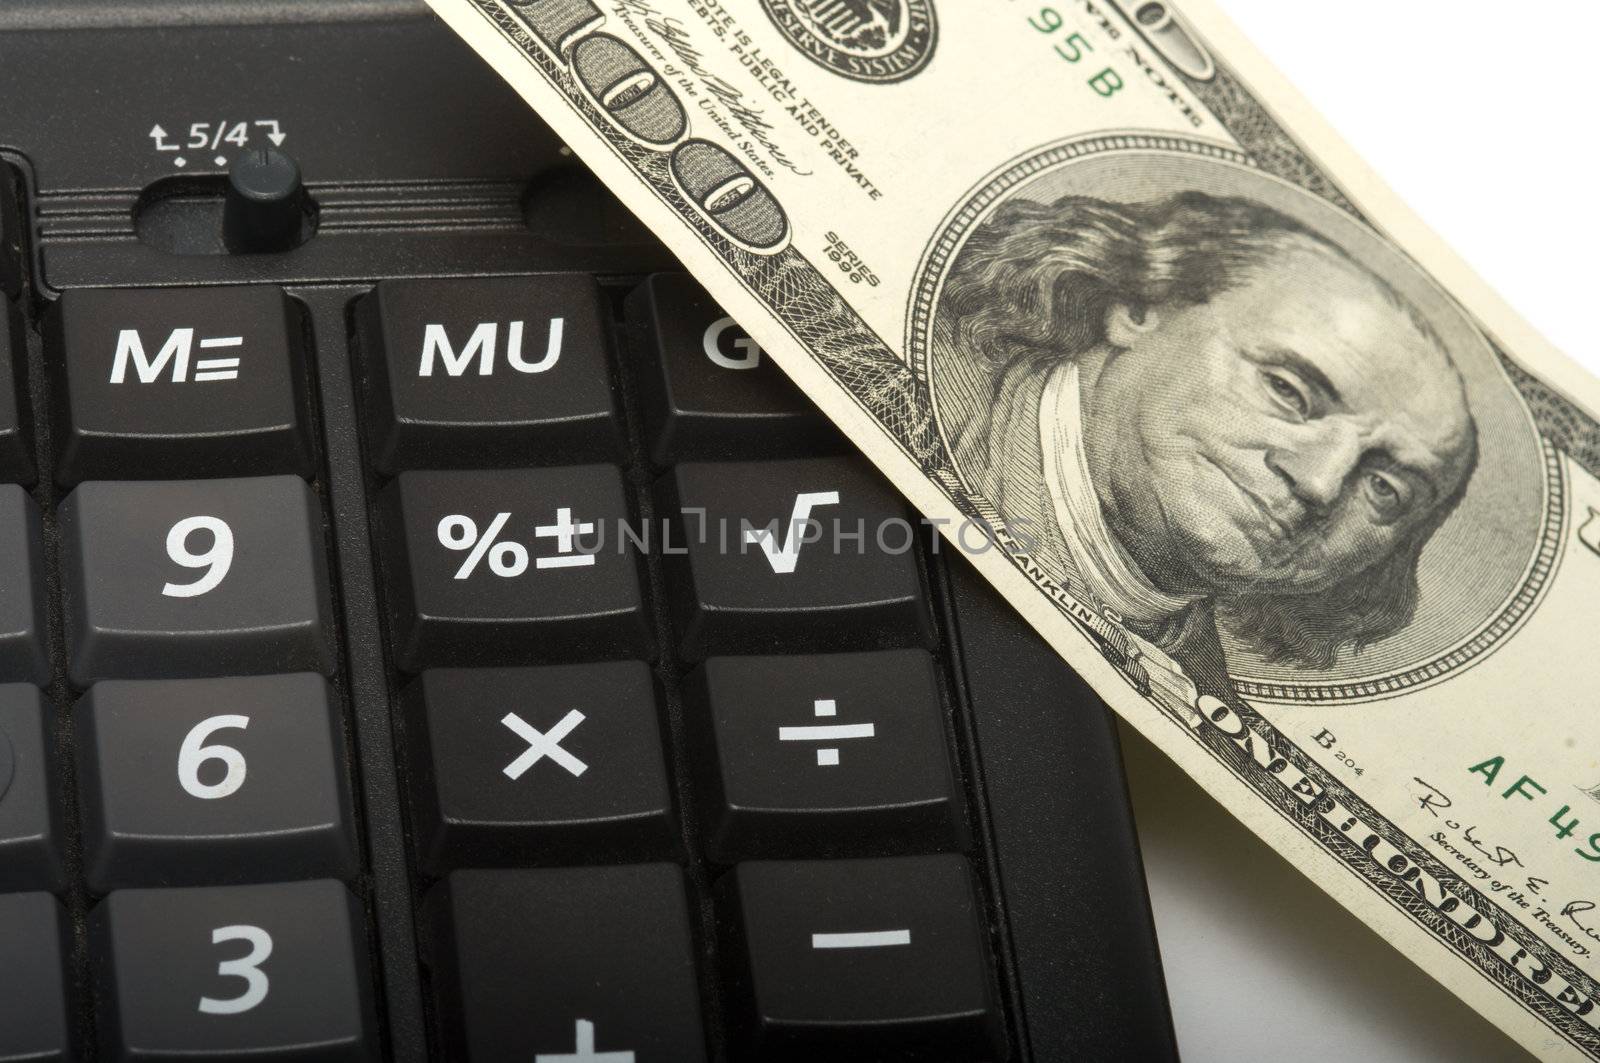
{"left": 60, "top": 475, "right": 335, "bottom": 686}
{"left": 626, "top": 273, "right": 833, "bottom": 463}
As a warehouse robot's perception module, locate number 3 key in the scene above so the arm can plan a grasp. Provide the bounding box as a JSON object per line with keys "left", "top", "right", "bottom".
{"left": 60, "top": 476, "right": 336, "bottom": 685}
{"left": 89, "top": 879, "right": 376, "bottom": 1058}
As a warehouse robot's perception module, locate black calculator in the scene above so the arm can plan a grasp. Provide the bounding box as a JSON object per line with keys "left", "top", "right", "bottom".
{"left": 0, "top": 2, "right": 1175, "bottom": 1059}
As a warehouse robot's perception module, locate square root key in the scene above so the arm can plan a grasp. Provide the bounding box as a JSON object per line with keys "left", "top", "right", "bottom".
{"left": 660, "top": 457, "right": 935, "bottom": 659}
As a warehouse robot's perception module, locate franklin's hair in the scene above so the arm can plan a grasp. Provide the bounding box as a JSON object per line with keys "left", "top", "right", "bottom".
{"left": 939, "top": 189, "right": 1477, "bottom": 669}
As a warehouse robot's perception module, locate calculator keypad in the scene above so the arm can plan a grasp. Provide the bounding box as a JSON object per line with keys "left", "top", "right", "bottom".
{"left": 0, "top": 269, "right": 1009, "bottom": 1060}
{"left": 362, "top": 272, "right": 1002, "bottom": 1058}
{"left": 0, "top": 277, "right": 377, "bottom": 1059}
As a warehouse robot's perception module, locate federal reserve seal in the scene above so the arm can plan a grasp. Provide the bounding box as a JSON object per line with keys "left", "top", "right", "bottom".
{"left": 759, "top": 0, "right": 937, "bottom": 84}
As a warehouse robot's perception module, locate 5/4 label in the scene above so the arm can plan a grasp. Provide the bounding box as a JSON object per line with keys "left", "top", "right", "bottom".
{"left": 146, "top": 119, "right": 288, "bottom": 169}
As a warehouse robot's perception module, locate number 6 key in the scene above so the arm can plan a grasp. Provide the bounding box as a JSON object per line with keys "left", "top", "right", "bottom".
{"left": 60, "top": 475, "right": 336, "bottom": 685}
{"left": 75, "top": 674, "right": 358, "bottom": 893}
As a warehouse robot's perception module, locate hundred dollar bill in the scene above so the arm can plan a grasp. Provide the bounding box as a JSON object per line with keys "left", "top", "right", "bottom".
{"left": 423, "top": 0, "right": 1600, "bottom": 1057}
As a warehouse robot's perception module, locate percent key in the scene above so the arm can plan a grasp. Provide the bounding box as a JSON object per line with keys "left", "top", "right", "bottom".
{"left": 377, "top": 466, "right": 652, "bottom": 670}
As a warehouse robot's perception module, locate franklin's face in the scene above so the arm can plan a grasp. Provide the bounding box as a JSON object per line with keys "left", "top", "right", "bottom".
{"left": 1082, "top": 242, "right": 1477, "bottom": 598}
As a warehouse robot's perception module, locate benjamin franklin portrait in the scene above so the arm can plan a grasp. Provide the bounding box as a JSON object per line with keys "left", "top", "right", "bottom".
{"left": 933, "top": 188, "right": 1484, "bottom": 695}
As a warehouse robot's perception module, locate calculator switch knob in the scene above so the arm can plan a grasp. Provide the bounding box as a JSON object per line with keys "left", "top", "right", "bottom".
{"left": 222, "top": 148, "right": 307, "bottom": 253}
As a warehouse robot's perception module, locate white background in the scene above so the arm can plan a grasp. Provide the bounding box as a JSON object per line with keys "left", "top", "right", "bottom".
{"left": 1124, "top": 2, "right": 1596, "bottom": 1060}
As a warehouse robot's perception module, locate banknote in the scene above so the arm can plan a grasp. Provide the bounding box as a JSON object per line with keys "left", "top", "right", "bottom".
{"left": 421, "top": 0, "right": 1600, "bottom": 1057}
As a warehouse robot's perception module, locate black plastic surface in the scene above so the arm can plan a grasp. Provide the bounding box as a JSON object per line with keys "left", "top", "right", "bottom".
{"left": 944, "top": 553, "right": 1179, "bottom": 1060}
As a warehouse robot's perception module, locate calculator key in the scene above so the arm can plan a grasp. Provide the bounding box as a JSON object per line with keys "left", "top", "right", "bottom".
{"left": 0, "top": 485, "right": 48, "bottom": 685}
{"left": 720, "top": 854, "right": 1002, "bottom": 1060}
{"left": 0, "top": 307, "right": 34, "bottom": 484}
{"left": 76, "top": 674, "right": 358, "bottom": 893}
{"left": 0, "top": 892, "right": 73, "bottom": 1060}
{"left": 48, "top": 286, "right": 313, "bottom": 484}
{"left": 686, "top": 651, "right": 962, "bottom": 861}
{"left": 378, "top": 466, "right": 650, "bottom": 671}
{"left": 626, "top": 274, "right": 833, "bottom": 463}
{"left": 359, "top": 275, "right": 624, "bottom": 473}
{"left": 0, "top": 684, "right": 66, "bottom": 892}
{"left": 424, "top": 864, "right": 706, "bottom": 1060}
{"left": 661, "top": 458, "right": 934, "bottom": 659}
{"left": 90, "top": 879, "right": 375, "bottom": 1060}
{"left": 61, "top": 475, "right": 335, "bottom": 686}
{"left": 0, "top": 164, "right": 21, "bottom": 299}
{"left": 403, "top": 663, "right": 675, "bottom": 874}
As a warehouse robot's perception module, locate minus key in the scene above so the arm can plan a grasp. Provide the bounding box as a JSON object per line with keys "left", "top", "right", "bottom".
{"left": 718, "top": 854, "right": 1004, "bottom": 1060}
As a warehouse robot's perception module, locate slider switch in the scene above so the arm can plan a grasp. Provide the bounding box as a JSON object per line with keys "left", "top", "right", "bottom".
{"left": 223, "top": 148, "right": 307, "bottom": 253}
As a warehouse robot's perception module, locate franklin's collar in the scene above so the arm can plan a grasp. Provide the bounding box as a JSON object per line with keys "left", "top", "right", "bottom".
{"left": 1038, "top": 360, "right": 1202, "bottom": 630}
